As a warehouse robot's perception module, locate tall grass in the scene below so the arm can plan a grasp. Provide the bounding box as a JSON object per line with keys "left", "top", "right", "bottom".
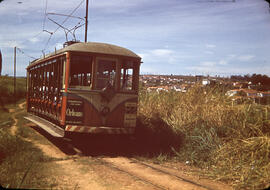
{"left": 0, "top": 76, "right": 26, "bottom": 106}
{"left": 0, "top": 118, "right": 49, "bottom": 189}
{"left": 138, "top": 85, "right": 270, "bottom": 189}
{"left": 0, "top": 100, "right": 50, "bottom": 189}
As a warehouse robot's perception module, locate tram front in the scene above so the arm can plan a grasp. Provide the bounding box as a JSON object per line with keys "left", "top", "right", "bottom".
{"left": 62, "top": 42, "right": 141, "bottom": 135}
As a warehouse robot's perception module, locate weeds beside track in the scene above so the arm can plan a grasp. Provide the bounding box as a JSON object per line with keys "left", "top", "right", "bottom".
{"left": 137, "top": 85, "right": 270, "bottom": 189}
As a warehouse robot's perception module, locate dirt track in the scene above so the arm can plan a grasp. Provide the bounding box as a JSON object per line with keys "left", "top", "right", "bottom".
{"left": 9, "top": 102, "right": 25, "bottom": 135}
{"left": 10, "top": 104, "right": 232, "bottom": 190}
{"left": 22, "top": 128, "right": 232, "bottom": 190}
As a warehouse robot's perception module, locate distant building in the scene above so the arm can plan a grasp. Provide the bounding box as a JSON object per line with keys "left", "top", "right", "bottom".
{"left": 172, "top": 85, "right": 187, "bottom": 92}
{"left": 226, "top": 89, "right": 259, "bottom": 98}
{"left": 147, "top": 86, "right": 170, "bottom": 92}
{"left": 202, "top": 79, "right": 210, "bottom": 85}
{"left": 242, "top": 89, "right": 259, "bottom": 97}
{"left": 195, "top": 75, "right": 203, "bottom": 82}
{"left": 258, "top": 91, "right": 270, "bottom": 97}
{"left": 226, "top": 89, "right": 241, "bottom": 97}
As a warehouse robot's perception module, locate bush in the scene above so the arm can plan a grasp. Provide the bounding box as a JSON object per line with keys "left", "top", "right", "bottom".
{"left": 138, "top": 85, "right": 270, "bottom": 189}
{"left": 0, "top": 76, "right": 26, "bottom": 106}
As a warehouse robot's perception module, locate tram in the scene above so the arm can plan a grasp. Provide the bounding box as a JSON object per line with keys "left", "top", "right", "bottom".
{"left": 25, "top": 42, "right": 141, "bottom": 137}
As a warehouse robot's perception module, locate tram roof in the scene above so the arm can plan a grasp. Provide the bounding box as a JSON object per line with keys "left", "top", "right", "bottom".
{"left": 62, "top": 42, "right": 140, "bottom": 58}
{"left": 30, "top": 42, "right": 141, "bottom": 66}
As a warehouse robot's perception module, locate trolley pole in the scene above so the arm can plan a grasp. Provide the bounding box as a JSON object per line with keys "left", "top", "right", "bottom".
{"left": 14, "top": 46, "right": 16, "bottom": 105}
{"left": 85, "top": 0, "right": 89, "bottom": 42}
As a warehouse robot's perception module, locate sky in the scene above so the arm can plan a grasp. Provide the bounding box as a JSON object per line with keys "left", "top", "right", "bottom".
{"left": 0, "top": 0, "right": 270, "bottom": 77}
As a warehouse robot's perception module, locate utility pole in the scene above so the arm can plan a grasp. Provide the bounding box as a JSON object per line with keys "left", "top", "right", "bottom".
{"left": 85, "top": 0, "right": 89, "bottom": 42}
{"left": 14, "top": 46, "right": 16, "bottom": 105}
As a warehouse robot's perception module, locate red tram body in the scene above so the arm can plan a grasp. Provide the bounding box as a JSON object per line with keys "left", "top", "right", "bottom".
{"left": 25, "top": 42, "right": 141, "bottom": 137}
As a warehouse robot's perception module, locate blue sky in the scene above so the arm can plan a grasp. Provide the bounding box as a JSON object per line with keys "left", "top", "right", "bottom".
{"left": 0, "top": 0, "right": 270, "bottom": 76}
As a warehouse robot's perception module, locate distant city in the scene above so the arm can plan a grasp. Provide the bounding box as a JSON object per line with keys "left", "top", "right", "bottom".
{"left": 139, "top": 74, "right": 270, "bottom": 104}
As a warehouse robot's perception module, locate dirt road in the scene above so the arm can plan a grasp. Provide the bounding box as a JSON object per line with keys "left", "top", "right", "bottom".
{"left": 9, "top": 104, "right": 232, "bottom": 190}
{"left": 9, "top": 102, "right": 25, "bottom": 135}
{"left": 15, "top": 125, "right": 231, "bottom": 190}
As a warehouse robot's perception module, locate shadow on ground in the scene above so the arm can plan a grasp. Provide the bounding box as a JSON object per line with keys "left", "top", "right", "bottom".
{"left": 30, "top": 117, "right": 184, "bottom": 158}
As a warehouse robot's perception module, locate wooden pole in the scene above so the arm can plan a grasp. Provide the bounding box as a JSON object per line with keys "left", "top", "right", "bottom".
{"left": 85, "top": 0, "right": 89, "bottom": 42}
{"left": 14, "top": 46, "right": 16, "bottom": 105}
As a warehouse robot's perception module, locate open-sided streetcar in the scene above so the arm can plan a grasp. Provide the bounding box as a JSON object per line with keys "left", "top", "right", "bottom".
{"left": 25, "top": 42, "right": 141, "bottom": 137}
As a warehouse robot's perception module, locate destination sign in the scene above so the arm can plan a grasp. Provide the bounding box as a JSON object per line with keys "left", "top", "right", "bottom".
{"left": 66, "top": 99, "right": 84, "bottom": 124}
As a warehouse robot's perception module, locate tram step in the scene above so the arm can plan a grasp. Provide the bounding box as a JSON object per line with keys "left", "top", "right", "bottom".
{"left": 24, "top": 114, "right": 64, "bottom": 137}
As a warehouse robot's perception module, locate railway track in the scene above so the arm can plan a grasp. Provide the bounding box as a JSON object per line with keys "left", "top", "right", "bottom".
{"left": 98, "top": 157, "right": 215, "bottom": 190}
{"left": 55, "top": 137, "right": 218, "bottom": 190}
{"left": 95, "top": 158, "right": 166, "bottom": 190}
{"left": 128, "top": 158, "right": 215, "bottom": 190}
{"left": 25, "top": 127, "right": 229, "bottom": 190}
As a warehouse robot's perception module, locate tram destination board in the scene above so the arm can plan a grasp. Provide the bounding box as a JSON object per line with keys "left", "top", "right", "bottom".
{"left": 66, "top": 99, "right": 84, "bottom": 124}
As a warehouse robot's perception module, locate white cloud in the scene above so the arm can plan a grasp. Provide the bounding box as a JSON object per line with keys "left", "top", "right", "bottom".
{"left": 150, "top": 49, "right": 174, "bottom": 57}
{"left": 200, "top": 60, "right": 227, "bottom": 67}
{"left": 192, "top": 60, "right": 228, "bottom": 74}
{"left": 55, "top": 43, "right": 63, "bottom": 50}
{"left": 0, "top": 41, "right": 25, "bottom": 48}
{"left": 237, "top": 55, "right": 255, "bottom": 61}
{"left": 228, "top": 54, "right": 236, "bottom": 58}
{"left": 218, "top": 60, "right": 227, "bottom": 65}
{"left": 29, "top": 37, "right": 40, "bottom": 43}
{"left": 0, "top": 0, "right": 270, "bottom": 76}
{"left": 200, "top": 61, "right": 216, "bottom": 66}
{"left": 187, "top": 65, "right": 215, "bottom": 73}
{"left": 204, "top": 51, "right": 214, "bottom": 55}
{"left": 137, "top": 53, "right": 146, "bottom": 60}
{"left": 140, "top": 49, "right": 174, "bottom": 60}
{"left": 139, "top": 48, "right": 180, "bottom": 66}
{"left": 205, "top": 44, "right": 216, "bottom": 48}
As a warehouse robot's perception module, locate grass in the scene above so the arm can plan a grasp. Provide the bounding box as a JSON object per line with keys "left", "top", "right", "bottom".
{"left": 0, "top": 76, "right": 54, "bottom": 188}
{"left": 137, "top": 85, "right": 270, "bottom": 189}
{"left": 0, "top": 76, "right": 26, "bottom": 106}
{"left": 1, "top": 76, "right": 269, "bottom": 189}
{"left": 0, "top": 101, "right": 57, "bottom": 189}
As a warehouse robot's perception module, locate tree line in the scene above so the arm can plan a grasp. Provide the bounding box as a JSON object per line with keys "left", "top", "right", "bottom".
{"left": 231, "top": 74, "right": 270, "bottom": 86}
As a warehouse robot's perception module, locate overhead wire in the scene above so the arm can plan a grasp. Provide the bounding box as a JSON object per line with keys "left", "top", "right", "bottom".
{"left": 42, "top": 0, "right": 85, "bottom": 51}
{"left": 16, "top": 0, "right": 87, "bottom": 59}
{"left": 17, "top": 47, "right": 37, "bottom": 60}
{"left": 46, "top": 12, "right": 84, "bottom": 20}
{"left": 15, "top": 0, "right": 49, "bottom": 61}
{"left": 52, "top": 0, "right": 85, "bottom": 34}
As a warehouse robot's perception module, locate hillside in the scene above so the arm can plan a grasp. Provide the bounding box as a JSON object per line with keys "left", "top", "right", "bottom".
{"left": 138, "top": 85, "right": 270, "bottom": 189}
{"left": 0, "top": 76, "right": 269, "bottom": 189}
{"left": 0, "top": 76, "right": 26, "bottom": 109}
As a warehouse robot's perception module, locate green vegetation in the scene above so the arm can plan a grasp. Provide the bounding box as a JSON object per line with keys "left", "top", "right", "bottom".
{"left": 1, "top": 76, "right": 269, "bottom": 189}
{"left": 0, "top": 102, "right": 53, "bottom": 189}
{"left": 0, "top": 76, "right": 49, "bottom": 188}
{"left": 231, "top": 73, "right": 270, "bottom": 91}
{"left": 0, "top": 128, "right": 46, "bottom": 188}
{"left": 137, "top": 85, "right": 270, "bottom": 189}
{"left": 0, "top": 76, "right": 26, "bottom": 107}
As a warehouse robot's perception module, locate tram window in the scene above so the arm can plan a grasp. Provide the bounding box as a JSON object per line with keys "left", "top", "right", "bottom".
{"left": 96, "top": 60, "right": 116, "bottom": 90}
{"left": 121, "top": 61, "right": 135, "bottom": 91}
{"left": 69, "top": 55, "right": 92, "bottom": 88}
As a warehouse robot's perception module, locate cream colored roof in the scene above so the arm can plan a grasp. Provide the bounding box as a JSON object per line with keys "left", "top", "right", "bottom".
{"left": 28, "top": 42, "right": 141, "bottom": 67}
{"left": 29, "top": 42, "right": 140, "bottom": 67}
{"left": 27, "top": 42, "right": 141, "bottom": 68}
{"left": 59, "top": 42, "right": 140, "bottom": 58}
